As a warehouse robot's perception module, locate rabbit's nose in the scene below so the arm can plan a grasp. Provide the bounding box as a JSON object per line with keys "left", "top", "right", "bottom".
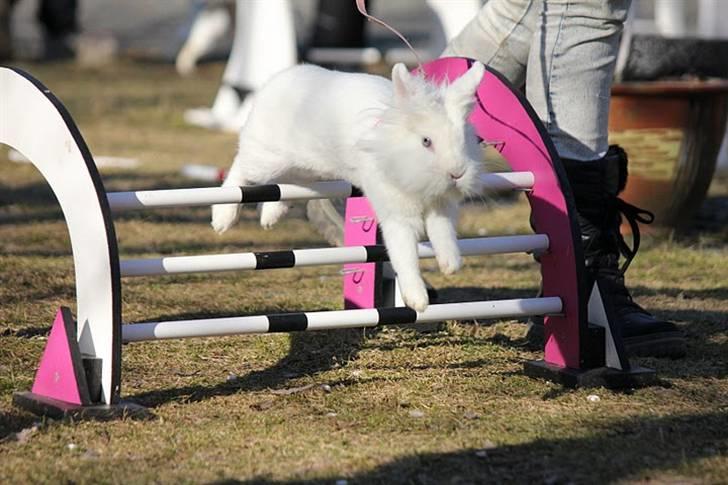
{"left": 449, "top": 171, "right": 465, "bottom": 180}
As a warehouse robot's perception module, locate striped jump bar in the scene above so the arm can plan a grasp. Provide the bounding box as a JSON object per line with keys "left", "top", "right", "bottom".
{"left": 106, "top": 172, "right": 534, "bottom": 211}
{"left": 121, "top": 297, "right": 563, "bottom": 342}
{"left": 119, "top": 234, "right": 549, "bottom": 277}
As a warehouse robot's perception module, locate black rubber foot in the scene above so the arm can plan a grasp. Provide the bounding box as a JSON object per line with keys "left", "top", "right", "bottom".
{"left": 523, "top": 360, "right": 657, "bottom": 389}
{"left": 13, "top": 392, "right": 153, "bottom": 421}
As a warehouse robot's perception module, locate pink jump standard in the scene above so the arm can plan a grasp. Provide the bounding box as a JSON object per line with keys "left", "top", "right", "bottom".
{"left": 343, "top": 58, "right": 653, "bottom": 386}
{"left": 343, "top": 195, "right": 380, "bottom": 310}
{"left": 3, "top": 58, "right": 653, "bottom": 420}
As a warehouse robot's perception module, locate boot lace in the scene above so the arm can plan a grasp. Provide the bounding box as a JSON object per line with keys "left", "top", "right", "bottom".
{"left": 614, "top": 197, "right": 655, "bottom": 275}
{"left": 595, "top": 197, "right": 655, "bottom": 315}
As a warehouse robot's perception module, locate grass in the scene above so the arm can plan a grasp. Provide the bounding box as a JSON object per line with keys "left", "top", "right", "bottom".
{"left": 1, "top": 61, "right": 727, "bottom": 484}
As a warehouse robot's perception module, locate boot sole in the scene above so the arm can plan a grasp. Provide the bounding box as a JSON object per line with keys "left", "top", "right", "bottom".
{"left": 525, "top": 322, "right": 686, "bottom": 359}
{"left": 624, "top": 332, "right": 687, "bottom": 359}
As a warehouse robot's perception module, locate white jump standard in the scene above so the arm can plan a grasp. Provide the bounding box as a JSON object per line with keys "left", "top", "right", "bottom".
{"left": 2, "top": 60, "right": 655, "bottom": 419}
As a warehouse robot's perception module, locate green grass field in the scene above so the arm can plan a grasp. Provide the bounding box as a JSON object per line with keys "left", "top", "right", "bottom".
{"left": 1, "top": 62, "right": 727, "bottom": 484}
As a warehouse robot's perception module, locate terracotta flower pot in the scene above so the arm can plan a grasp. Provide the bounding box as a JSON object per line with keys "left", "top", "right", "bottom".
{"left": 608, "top": 80, "right": 728, "bottom": 231}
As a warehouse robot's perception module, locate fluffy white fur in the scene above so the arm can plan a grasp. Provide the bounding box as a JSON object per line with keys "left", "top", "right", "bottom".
{"left": 212, "top": 62, "right": 485, "bottom": 311}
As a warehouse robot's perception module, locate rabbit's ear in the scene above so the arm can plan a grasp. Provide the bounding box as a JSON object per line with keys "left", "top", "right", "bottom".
{"left": 391, "top": 63, "right": 411, "bottom": 100}
{"left": 445, "top": 61, "right": 485, "bottom": 118}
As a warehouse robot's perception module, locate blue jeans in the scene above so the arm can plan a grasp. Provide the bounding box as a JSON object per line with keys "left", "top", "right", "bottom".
{"left": 443, "top": 0, "right": 632, "bottom": 161}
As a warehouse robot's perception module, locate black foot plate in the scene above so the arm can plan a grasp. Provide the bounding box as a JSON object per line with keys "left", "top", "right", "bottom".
{"left": 524, "top": 360, "right": 657, "bottom": 389}
{"left": 13, "top": 392, "right": 153, "bottom": 421}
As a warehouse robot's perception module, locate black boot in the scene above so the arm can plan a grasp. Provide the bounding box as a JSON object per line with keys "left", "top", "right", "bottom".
{"left": 562, "top": 145, "right": 686, "bottom": 358}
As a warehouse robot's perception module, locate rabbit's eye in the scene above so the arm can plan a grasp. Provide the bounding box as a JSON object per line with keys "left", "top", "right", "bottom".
{"left": 422, "top": 137, "right": 432, "bottom": 148}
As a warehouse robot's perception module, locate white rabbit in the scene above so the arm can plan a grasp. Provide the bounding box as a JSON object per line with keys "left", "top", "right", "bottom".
{"left": 212, "top": 61, "right": 485, "bottom": 311}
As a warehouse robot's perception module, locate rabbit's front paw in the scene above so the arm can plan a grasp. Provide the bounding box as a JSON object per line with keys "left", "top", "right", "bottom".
{"left": 400, "top": 280, "right": 429, "bottom": 312}
{"left": 211, "top": 203, "right": 240, "bottom": 234}
{"left": 437, "top": 251, "right": 462, "bottom": 275}
{"left": 259, "top": 201, "right": 288, "bottom": 229}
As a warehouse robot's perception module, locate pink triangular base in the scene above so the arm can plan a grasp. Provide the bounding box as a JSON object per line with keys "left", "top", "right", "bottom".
{"left": 31, "top": 307, "right": 90, "bottom": 405}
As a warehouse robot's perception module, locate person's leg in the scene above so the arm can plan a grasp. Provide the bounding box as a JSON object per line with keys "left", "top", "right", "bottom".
{"left": 526, "top": 0, "right": 685, "bottom": 357}
{"left": 37, "top": 0, "right": 77, "bottom": 37}
{"left": 442, "top": 0, "right": 539, "bottom": 88}
{"left": 525, "top": 0, "right": 629, "bottom": 160}
{"left": 0, "top": 0, "right": 18, "bottom": 60}
{"left": 37, "top": 0, "right": 78, "bottom": 60}
{"left": 223, "top": 0, "right": 296, "bottom": 93}
{"left": 311, "top": 0, "right": 367, "bottom": 49}
{"left": 176, "top": 1, "right": 232, "bottom": 77}
{"left": 185, "top": 0, "right": 297, "bottom": 132}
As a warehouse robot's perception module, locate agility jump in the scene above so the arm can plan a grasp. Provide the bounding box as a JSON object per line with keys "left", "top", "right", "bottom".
{"left": 0, "top": 58, "right": 653, "bottom": 419}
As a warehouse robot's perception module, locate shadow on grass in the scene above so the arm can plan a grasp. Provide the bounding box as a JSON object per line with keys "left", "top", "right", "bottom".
{"left": 0, "top": 235, "right": 331, "bottom": 258}
{"left": 124, "top": 284, "right": 528, "bottom": 409}
{"left": 366, "top": 333, "right": 499, "bottom": 354}
{"left": 0, "top": 173, "right": 239, "bottom": 227}
{"left": 126, "top": 274, "right": 728, "bottom": 408}
{"left": 1, "top": 326, "right": 54, "bottom": 338}
{"left": 126, "top": 292, "right": 525, "bottom": 409}
{"left": 1, "top": 277, "right": 75, "bottom": 307}
{"left": 115, "top": 235, "right": 330, "bottom": 257}
{"left": 629, "top": 285, "right": 728, "bottom": 302}
{"left": 0, "top": 409, "right": 42, "bottom": 442}
{"left": 217, "top": 411, "right": 728, "bottom": 485}
{"left": 435, "top": 285, "right": 536, "bottom": 304}
{"left": 0, "top": 209, "right": 65, "bottom": 226}
{"left": 432, "top": 285, "right": 540, "bottom": 352}
{"left": 0, "top": 181, "right": 58, "bottom": 209}
{"left": 687, "top": 194, "right": 728, "bottom": 243}
{"left": 129, "top": 318, "right": 371, "bottom": 408}
{"left": 434, "top": 285, "right": 728, "bottom": 380}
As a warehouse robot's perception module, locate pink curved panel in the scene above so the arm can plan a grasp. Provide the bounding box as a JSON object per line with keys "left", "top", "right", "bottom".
{"left": 421, "top": 58, "right": 588, "bottom": 370}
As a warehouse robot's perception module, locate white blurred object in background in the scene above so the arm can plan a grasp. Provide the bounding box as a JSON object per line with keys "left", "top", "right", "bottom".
{"left": 184, "top": 0, "right": 296, "bottom": 132}
{"left": 176, "top": 3, "right": 231, "bottom": 76}
{"left": 426, "top": 0, "right": 482, "bottom": 55}
{"left": 653, "top": 0, "right": 687, "bottom": 37}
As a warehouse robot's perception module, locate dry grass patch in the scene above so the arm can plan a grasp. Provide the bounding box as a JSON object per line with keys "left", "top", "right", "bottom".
{"left": 1, "top": 61, "right": 727, "bottom": 484}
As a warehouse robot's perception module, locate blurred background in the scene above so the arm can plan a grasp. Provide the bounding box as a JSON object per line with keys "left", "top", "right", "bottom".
{"left": 1, "top": 0, "right": 727, "bottom": 237}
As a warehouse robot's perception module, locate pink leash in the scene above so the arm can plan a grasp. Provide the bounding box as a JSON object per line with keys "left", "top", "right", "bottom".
{"left": 355, "top": 0, "right": 424, "bottom": 73}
